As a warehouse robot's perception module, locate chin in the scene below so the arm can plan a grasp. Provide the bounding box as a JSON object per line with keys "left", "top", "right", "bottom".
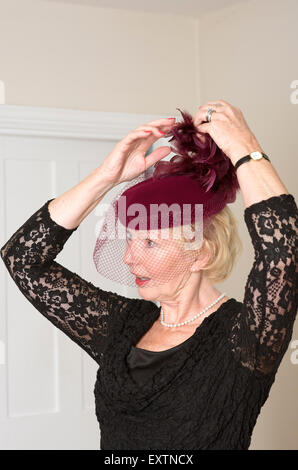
{"left": 138, "top": 287, "right": 157, "bottom": 301}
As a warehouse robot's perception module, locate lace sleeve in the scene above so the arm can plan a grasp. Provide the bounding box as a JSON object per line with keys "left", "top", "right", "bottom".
{"left": 0, "top": 199, "right": 136, "bottom": 363}
{"left": 228, "top": 193, "right": 298, "bottom": 376}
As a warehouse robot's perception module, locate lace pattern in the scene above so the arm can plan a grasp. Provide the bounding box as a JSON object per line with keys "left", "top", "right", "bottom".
{"left": 228, "top": 193, "right": 297, "bottom": 375}
{"left": 1, "top": 194, "right": 297, "bottom": 373}
{"left": 0, "top": 199, "right": 144, "bottom": 363}
{"left": 1, "top": 193, "right": 297, "bottom": 450}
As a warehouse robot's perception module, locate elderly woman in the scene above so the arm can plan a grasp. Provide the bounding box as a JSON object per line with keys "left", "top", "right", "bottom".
{"left": 1, "top": 100, "right": 297, "bottom": 450}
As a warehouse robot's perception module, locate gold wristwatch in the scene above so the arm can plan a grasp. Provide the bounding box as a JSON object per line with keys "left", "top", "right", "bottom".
{"left": 234, "top": 151, "right": 270, "bottom": 171}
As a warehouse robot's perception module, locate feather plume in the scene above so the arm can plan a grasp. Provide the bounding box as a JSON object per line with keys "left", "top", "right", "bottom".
{"left": 152, "top": 108, "right": 240, "bottom": 203}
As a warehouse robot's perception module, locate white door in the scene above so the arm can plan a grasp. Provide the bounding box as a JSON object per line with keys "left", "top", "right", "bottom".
{"left": 0, "top": 105, "right": 166, "bottom": 449}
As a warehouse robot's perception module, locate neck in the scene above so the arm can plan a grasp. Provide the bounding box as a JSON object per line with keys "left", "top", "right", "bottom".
{"left": 158, "top": 273, "right": 227, "bottom": 327}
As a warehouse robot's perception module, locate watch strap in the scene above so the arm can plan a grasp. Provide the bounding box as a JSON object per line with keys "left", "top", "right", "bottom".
{"left": 234, "top": 152, "right": 270, "bottom": 171}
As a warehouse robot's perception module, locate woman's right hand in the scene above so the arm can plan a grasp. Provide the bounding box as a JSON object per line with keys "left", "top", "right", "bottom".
{"left": 99, "top": 118, "right": 176, "bottom": 185}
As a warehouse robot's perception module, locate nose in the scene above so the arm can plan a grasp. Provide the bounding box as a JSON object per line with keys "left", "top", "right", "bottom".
{"left": 123, "top": 244, "right": 133, "bottom": 265}
{"left": 123, "top": 241, "right": 142, "bottom": 265}
{"left": 123, "top": 239, "right": 144, "bottom": 267}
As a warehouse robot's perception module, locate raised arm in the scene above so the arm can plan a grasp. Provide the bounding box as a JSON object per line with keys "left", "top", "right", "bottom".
{"left": 0, "top": 197, "right": 136, "bottom": 363}
{"left": 229, "top": 193, "right": 297, "bottom": 375}
{"left": 0, "top": 119, "right": 175, "bottom": 363}
{"left": 225, "top": 115, "right": 297, "bottom": 375}
{"left": 195, "top": 100, "right": 297, "bottom": 375}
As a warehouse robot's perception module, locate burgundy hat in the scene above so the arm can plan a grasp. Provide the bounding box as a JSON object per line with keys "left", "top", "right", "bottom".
{"left": 117, "top": 108, "right": 239, "bottom": 230}
{"left": 93, "top": 108, "right": 240, "bottom": 290}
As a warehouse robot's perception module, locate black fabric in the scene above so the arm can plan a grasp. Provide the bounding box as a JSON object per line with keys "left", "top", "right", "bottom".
{"left": 127, "top": 337, "right": 194, "bottom": 386}
{"left": 1, "top": 193, "right": 297, "bottom": 450}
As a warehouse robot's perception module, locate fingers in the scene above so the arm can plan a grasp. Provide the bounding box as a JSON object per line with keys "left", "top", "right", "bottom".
{"left": 135, "top": 118, "right": 176, "bottom": 136}
{"left": 122, "top": 128, "right": 159, "bottom": 144}
{"left": 194, "top": 108, "right": 225, "bottom": 127}
{"left": 136, "top": 125, "right": 168, "bottom": 138}
{"left": 125, "top": 119, "right": 176, "bottom": 142}
{"left": 201, "top": 99, "right": 228, "bottom": 107}
{"left": 196, "top": 122, "right": 211, "bottom": 133}
{"left": 194, "top": 100, "right": 234, "bottom": 124}
{"left": 195, "top": 132, "right": 207, "bottom": 144}
{"left": 145, "top": 146, "right": 172, "bottom": 169}
{"left": 122, "top": 126, "right": 171, "bottom": 147}
{"left": 144, "top": 118, "right": 176, "bottom": 127}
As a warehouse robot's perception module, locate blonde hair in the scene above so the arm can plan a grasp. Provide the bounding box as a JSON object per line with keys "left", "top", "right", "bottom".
{"left": 199, "top": 206, "right": 243, "bottom": 283}
{"left": 170, "top": 206, "right": 243, "bottom": 284}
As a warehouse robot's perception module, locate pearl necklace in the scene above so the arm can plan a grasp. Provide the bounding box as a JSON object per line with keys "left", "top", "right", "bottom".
{"left": 160, "top": 292, "right": 227, "bottom": 328}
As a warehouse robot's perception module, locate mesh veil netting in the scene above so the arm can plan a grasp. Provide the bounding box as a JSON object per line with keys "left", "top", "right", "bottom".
{"left": 92, "top": 170, "right": 204, "bottom": 290}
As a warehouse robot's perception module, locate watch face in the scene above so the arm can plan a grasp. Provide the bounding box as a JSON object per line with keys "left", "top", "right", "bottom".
{"left": 251, "top": 151, "right": 262, "bottom": 160}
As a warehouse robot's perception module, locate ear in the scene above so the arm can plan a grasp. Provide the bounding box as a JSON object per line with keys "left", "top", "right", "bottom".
{"left": 190, "top": 248, "right": 211, "bottom": 272}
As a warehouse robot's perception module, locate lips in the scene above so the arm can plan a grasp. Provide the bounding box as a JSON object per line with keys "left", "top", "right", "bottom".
{"left": 131, "top": 272, "right": 150, "bottom": 280}
{"left": 135, "top": 277, "right": 151, "bottom": 286}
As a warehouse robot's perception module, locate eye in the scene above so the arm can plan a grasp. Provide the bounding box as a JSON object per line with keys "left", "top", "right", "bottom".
{"left": 126, "top": 232, "right": 156, "bottom": 247}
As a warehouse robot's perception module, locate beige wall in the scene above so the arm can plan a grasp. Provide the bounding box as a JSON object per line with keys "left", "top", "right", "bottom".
{"left": 0, "top": 0, "right": 198, "bottom": 115}
{"left": 0, "top": 0, "right": 297, "bottom": 450}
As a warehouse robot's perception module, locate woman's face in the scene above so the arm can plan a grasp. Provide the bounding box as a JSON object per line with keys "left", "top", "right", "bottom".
{"left": 123, "top": 227, "right": 197, "bottom": 300}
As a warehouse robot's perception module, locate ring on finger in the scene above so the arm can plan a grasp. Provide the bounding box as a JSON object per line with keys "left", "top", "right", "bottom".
{"left": 205, "top": 108, "right": 216, "bottom": 123}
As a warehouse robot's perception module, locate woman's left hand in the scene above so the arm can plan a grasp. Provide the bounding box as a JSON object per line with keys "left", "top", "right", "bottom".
{"left": 193, "top": 99, "right": 264, "bottom": 165}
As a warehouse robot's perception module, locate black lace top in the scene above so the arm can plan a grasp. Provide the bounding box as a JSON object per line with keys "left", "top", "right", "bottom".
{"left": 1, "top": 193, "right": 297, "bottom": 450}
